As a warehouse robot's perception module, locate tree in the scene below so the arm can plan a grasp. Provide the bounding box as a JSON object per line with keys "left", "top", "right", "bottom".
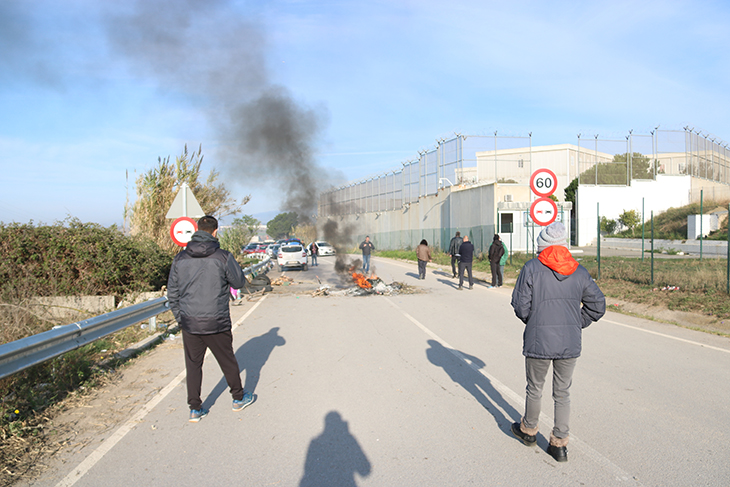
{"left": 266, "top": 212, "right": 298, "bottom": 239}
{"left": 218, "top": 215, "right": 260, "bottom": 255}
{"left": 618, "top": 209, "right": 641, "bottom": 236}
{"left": 600, "top": 216, "right": 618, "bottom": 235}
{"left": 130, "top": 145, "right": 249, "bottom": 254}
{"left": 293, "top": 222, "right": 316, "bottom": 244}
{"left": 578, "top": 152, "right": 660, "bottom": 185}
{"left": 564, "top": 178, "right": 578, "bottom": 206}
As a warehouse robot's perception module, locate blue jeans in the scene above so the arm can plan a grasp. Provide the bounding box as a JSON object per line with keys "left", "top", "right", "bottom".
{"left": 311, "top": 253, "right": 317, "bottom": 265}
{"left": 362, "top": 254, "right": 371, "bottom": 273}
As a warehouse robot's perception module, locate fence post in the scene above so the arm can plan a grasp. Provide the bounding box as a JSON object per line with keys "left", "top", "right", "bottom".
{"left": 597, "top": 202, "right": 601, "bottom": 279}
{"left": 700, "top": 189, "right": 704, "bottom": 261}
{"left": 651, "top": 211, "right": 655, "bottom": 285}
{"left": 727, "top": 203, "right": 729, "bottom": 294}
{"left": 641, "top": 197, "right": 645, "bottom": 261}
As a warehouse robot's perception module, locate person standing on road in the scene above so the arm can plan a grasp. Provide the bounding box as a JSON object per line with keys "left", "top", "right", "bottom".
{"left": 500, "top": 237, "right": 509, "bottom": 285}
{"left": 488, "top": 234, "right": 505, "bottom": 287}
{"left": 167, "top": 215, "right": 255, "bottom": 423}
{"left": 457, "top": 235, "right": 474, "bottom": 290}
{"left": 448, "top": 231, "right": 463, "bottom": 278}
{"left": 510, "top": 221, "right": 605, "bottom": 462}
{"left": 310, "top": 241, "right": 319, "bottom": 266}
{"left": 359, "top": 236, "right": 375, "bottom": 274}
{"left": 416, "top": 239, "right": 432, "bottom": 279}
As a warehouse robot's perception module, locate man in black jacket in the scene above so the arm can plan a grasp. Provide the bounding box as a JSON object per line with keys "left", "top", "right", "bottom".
{"left": 167, "top": 215, "right": 254, "bottom": 422}
{"left": 457, "top": 235, "right": 474, "bottom": 290}
{"left": 510, "top": 222, "right": 605, "bottom": 462}
{"left": 487, "top": 234, "right": 505, "bottom": 287}
{"left": 447, "top": 231, "right": 463, "bottom": 278}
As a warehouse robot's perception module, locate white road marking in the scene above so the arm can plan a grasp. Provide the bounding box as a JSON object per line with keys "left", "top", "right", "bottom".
{"left": 603, "top": 318, "right": 730, "bottom": 354}
{"left": 383, "top": 296, "right": 641, "bottom": 485}
{"left": 56, "top": 296, "right": 268, "bottom": 487}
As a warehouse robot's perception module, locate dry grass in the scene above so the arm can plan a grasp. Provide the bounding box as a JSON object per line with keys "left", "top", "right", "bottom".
{"left": 0, "top": 310, "right": 175, "bottom": 486}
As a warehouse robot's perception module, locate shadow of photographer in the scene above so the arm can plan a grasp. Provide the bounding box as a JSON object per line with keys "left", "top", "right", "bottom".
{"left": 299, "top": 411, "right": 371, "bottom": 487}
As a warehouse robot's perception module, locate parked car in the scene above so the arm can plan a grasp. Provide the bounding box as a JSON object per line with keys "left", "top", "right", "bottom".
{"left": 266, "top": 244, "right": 280, "bottom": 258}
{"left": 277, "top": 243, "right": 308, "bottom": 271}
{"left": 242, "top": 243, "right": 259, "bottom": 255}
{"left": 313, "top": 241, "right": 335, "bottom": 256}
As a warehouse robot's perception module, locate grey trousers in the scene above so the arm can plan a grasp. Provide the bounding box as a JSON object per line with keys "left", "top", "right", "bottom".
{"left": 523, "top": 357, "right": 577, "bottom": 439}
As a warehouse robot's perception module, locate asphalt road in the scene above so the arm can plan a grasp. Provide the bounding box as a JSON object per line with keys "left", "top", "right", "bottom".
{"left": 23, "top": 255, "right": 730, "bottom": 487}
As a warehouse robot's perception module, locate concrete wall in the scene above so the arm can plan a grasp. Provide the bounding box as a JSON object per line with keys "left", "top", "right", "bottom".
{"left": 576, "top": 174, "right": 730, "bottom": 246}
{"left": 576, "top": 175, "right": 692, "bottom": 246}
{"left": 30, "top": 295, "right": 115, "bottom": 322}
{"left": 600, "top": 237, "right": 728, "bottom": 256}
{"left": 318, "top": 181, "right": 571, "bottom": 255}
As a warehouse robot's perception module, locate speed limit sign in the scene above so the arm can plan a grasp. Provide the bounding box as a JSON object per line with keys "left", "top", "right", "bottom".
{"left": 170, "top": 217, "right": 198, "bottom": 247}
{"left": 529, "top": 168, "right": 557, "bottom": 198}
{"left": 530, "top": 197, "right": 558, "bottom": 226}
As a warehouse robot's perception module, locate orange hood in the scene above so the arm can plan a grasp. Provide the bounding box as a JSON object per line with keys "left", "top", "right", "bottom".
{"left": 538, "top": 245, "right": 579, "bottom": 276}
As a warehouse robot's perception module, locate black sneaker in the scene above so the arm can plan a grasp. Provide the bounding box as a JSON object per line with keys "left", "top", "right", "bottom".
{"left": 511, "top": 422, "right": 536, "bottom": 446}
{"left": 547, "top": 445, "right": 568, "bottom": 462}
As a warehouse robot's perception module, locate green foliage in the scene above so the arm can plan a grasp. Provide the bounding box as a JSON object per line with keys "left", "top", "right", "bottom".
{"left": 618, "top": 209, "right": 641, "bottom": 235}
{"left": 564, "top": 178, "right": 578, "bottom": 206}
{"left": 267, "top": 212, "right": 298, "bottom": 239}
{"left": 579, "top": 152, "right": 659, "bottom": 185}
{"left": 0, "top": 218, "right": 171, "bottom": 303}
{"left": 131, "top": 144, "right": 249, "bottom": 253}
{"left": 600, "top": 216, "right": 618, "bottom": 235}
{"left": 218, "top": 215, "right": 260, "bottom": 255}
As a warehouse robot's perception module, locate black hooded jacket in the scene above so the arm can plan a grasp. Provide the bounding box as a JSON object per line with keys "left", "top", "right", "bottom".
{"left": 167, "top": 230, "right": 248, "bottom": 335}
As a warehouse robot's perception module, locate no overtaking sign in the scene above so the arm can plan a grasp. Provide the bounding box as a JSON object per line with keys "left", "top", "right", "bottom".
{"left": 529, "top": 168, "right": 558, "bottom": 226}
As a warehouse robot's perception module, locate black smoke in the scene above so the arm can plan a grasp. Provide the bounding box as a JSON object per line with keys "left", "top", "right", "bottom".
{"left": 104, "top": 0, "right": 329, "bottom": 220}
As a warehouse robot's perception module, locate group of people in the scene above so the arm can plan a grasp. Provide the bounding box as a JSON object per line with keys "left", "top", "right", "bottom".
{"left": 444, "top": 231, "right": 508, "bottom": 290}
{"left": 169, "top": 217, "right": 606, "bottom": 464}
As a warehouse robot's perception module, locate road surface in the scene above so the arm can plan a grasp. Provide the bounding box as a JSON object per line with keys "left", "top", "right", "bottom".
{"left": 22, "top": 255, "right": 730, "bottom": 487}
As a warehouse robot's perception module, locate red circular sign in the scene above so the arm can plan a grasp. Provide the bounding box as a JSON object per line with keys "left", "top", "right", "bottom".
{"left": 529, "top": 197, "right": 559, "bottom": 226}
{"left": 170, "top": 217, "right": 198, "bottom": 247}
{"left": 529, "top": 168, "right": 557, "bottom": 197}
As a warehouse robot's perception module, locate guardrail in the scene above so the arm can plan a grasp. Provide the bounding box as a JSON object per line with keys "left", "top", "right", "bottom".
{"left": 0, "top": 257, "right": 273, "bottom": 380}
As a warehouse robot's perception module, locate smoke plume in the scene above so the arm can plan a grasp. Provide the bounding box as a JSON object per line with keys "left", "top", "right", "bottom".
{"left": 104, "top": 0, "right": 329, "bottom": 220}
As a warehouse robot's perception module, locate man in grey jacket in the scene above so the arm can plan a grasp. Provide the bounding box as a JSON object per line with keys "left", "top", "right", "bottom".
{"left": 167, "top": 215, "right": 254, "bottom": 422}
{"left": 510, "top": 222, "right": 605, "bottom": 462}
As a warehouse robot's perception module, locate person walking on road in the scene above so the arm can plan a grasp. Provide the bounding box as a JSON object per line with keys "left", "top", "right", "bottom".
{"left": 488, "top": 234, "right": 505, "bottom": 287}
{"left": 457, "top": 235, "right": 474, "bottom": 290}
{"left": 359, "top": 236, "right": 375, "bottom": 274}
{"left": 448, "top": 231, "right": 463, "bottom": 278}
{"left": 167, "top": 215, "right": 255, "bottom": 423}
{"left": 509, "top": 222, "right": 605, "bottom": 462}
{"left": 310, "top": 241, "right": 319, "bottom": 266}
{"left": 416, "top": 239, "right": 432, "bottom": 279}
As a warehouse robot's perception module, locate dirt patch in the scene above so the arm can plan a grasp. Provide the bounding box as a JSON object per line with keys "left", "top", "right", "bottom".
{"left": 606, "top": 297, "right": 730, "bottom": 335}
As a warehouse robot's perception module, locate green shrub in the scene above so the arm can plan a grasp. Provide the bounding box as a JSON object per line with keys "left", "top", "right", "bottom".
{"left": 0, "top": 218, "right": 172, "bottom": 302}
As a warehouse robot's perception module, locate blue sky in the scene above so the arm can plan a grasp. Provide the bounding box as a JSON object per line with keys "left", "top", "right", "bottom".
{"left": 2, "top": 0, "right": 729, "bottom": 227}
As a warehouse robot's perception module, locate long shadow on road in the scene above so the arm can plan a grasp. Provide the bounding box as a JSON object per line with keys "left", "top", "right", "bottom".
{"left": 426, "top": 339, "right": 521, "bottom": 438}
{"left": 299, "top": 411, "right": 371, "bottom": 487}
{"left": 202, "top": 327, "right": 286, "bottom": 409}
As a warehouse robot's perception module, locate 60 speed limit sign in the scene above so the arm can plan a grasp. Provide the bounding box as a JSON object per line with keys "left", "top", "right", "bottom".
{"left": 529, "top": 168, "right": 557, "bottom": 198}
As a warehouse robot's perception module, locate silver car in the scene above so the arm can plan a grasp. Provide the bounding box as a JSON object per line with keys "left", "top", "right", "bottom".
{"left": 277, "top": 243, "right": 308, "bottom": 271}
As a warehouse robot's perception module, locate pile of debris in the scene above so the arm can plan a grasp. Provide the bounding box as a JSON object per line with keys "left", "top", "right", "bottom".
{"left": 272, "top": 276, "right": 295, "bottom": 286}
{"left": 312, "top": 274, "right": 417, "bottom": 297}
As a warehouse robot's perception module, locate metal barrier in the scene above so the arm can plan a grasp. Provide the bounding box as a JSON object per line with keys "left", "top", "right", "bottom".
{"left": 0, "top": 257, "right": 273, "bottom": 380}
